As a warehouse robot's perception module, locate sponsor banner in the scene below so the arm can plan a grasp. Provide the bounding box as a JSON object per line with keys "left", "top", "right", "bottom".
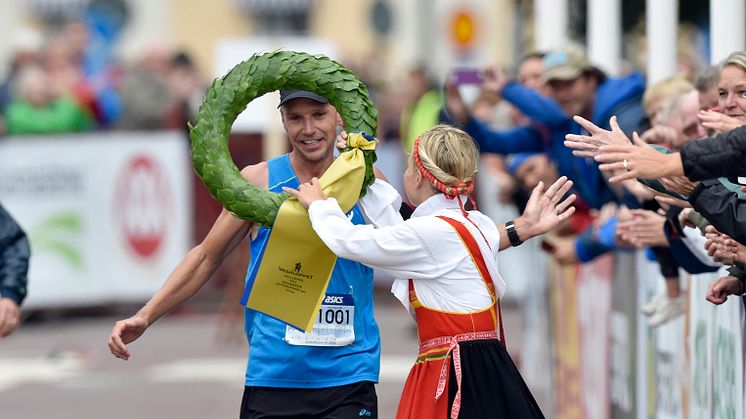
{"left": 653, "top": 311, "right": 685, "bottom": 419}
{"left": 611, "top": 252, "right": 637, "bottom": 419}
{"left": 687, "top": 270, "right": 744, "bottom": 419}
{"left": 711, "top": 280, "right": 743, "bottom": 419}
{"left": 634, "top": 251, "right": 664, "bottom": 419}
{"left": 0, "top": 132, "right": 192, "bottom": 308}
{"left": 689, "top": 274, "right": 715, "bottom": 419}
{"left": 550, "top": 261, "right": 584, "bottom": 419}
{"left": 577, "top": 254, "right": 613, "bottom": 419}
{"left": 515, "top": 240, "right": 553, "bottom": 401}
{"left": 550, "top": 254, "right": 613, "bottom": 419}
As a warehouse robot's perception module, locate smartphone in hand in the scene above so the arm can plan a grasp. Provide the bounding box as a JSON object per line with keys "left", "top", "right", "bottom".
{"left": 450, "top": 68, "right": 484, "bottom": 85}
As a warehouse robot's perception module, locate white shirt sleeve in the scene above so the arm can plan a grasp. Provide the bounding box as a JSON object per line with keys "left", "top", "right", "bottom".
{"left": 308, "top": 198, "right": 446, "bottom": 279}
{"left": 358, "top": 179, "right": 404, "bottom": 228}
{"left": 680, "top": 226, "right": 722, "bottom": 268}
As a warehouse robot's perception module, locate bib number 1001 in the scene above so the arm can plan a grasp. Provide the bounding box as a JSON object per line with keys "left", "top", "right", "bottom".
{"left": 319, "top": 308, "right": 351, "bottom": 325}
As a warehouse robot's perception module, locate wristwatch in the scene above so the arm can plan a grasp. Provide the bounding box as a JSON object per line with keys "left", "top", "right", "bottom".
{"left": 505, "top": 220, "right": 523, "bottom": 247}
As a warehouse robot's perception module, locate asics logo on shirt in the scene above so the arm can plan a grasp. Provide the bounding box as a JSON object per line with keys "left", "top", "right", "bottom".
{"left": 324, "top": 295, "right": 345, "bottom": 304}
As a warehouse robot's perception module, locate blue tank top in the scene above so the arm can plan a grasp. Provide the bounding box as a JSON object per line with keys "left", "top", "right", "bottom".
{"left": 243, "top": 154, "right": 380, "bottom": 388}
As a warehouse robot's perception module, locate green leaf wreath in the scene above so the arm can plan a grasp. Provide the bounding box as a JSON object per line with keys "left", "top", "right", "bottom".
{"left": 189, "top": 50, "right": 378, "bottom": 227}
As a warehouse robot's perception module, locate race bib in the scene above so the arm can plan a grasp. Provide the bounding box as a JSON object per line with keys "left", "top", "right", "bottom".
{"left": 285, "top": 293, "right": 355, "bottom": 347}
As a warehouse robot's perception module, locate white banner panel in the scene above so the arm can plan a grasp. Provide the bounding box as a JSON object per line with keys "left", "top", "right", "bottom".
{"left": 0, "top": 131, "right": 192, "bottom": 308}
{"left": 711, "top": 283, "right": 744, "bottom": 419}
{"left": 689, "top": 274, "right": 715, "bottom": 419}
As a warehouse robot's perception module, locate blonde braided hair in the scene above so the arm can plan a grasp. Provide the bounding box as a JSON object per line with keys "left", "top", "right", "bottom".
{"left": 413, "top": 124, "right": 479, "bottom": 199}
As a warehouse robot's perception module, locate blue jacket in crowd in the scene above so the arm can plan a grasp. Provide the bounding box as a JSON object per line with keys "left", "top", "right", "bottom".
{"left": 0, "top": 204, "right": 29, "bottom": 306}
{"left": 462, "top": 72, "right": 647, "bottom": 210}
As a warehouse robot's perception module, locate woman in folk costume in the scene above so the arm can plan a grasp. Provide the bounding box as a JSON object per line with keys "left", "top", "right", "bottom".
{"left": 286, "top": 125, "right": 575, "bottom": 418}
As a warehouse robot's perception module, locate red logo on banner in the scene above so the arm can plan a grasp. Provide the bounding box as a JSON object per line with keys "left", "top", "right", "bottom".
{"left": 115, "top": 155, "right": 171, "bottom": 259}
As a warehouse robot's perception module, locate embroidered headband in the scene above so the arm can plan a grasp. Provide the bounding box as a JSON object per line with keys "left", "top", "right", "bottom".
{"left": 413, "top": 135, "right": 476, "bottom": 214}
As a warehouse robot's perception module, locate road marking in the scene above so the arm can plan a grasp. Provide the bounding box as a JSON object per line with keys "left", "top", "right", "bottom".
{"left": 145, "top": 355, "right": 413, "bottom": 384}
{"left": 146, "top": 358, "right": 245, "bottom": 384}
{"left": 0, "top": 357, "right": 84, "bottom": 393}
{"left": 0, "top": 354, "right": 414, "bottom": 392}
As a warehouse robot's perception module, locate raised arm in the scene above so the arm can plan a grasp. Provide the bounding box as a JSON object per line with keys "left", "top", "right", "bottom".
{"left": 108, "top": 164, "right": 263, "bottom": 360}
{"left": 463, "top": 118, "right": 546, "bottom": 154}
{"left": 501, "top": 81, "right": 569, "bottom": 128}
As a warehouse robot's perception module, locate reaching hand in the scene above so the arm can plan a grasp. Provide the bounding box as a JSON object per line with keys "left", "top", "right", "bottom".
{"left": 659, "top": 176, "right": 699, "bottom": 195}
{"left": 444, "top": 79, "right": 470, "bottom": 126}
{"left": 564, "top": 115, "right": 630, "bottom": 158}
{"left": 592, "top": 202, "right": 618, "bottom": 230}
{"left": 481, "top": 65, "right": 508, "bottom": 97}
{"left": 654, "top": 194, "right": 692, "bottom": 209}
{"left": 639, "top": 125, "right": 679, "bottom": 147}
{"left": 706, "top": 276, "right": 743, "bottom": 305}
{"left": 283, "top": 177, "right": 327, "bottom": 209}
{"left": 0, "top": 298, "right": 21, "bottom": 337}
{"left": 548, "top": 236, "right": 579, "bottom": 265}
{"left": 108, "top": 316, "right": 149, "bottom": 360}
{"left": 518, "top": 176, "right": 576, "bottom": 239}
{"left": 698, "top": 110, "right": 746, "bottom": 133}
{"left": 616, "top": 209, "right": 668, "bottom": 248}
{"left": 336, "top": 131, "right": 348, "bottom": 150}
{"left": 596, "top": 132, "right": 680, "bottom": 182}
{"left": 704, "top": 226, "right": 745, "bottom": 264}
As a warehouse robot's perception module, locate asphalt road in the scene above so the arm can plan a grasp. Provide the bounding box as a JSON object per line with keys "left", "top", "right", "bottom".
{"left": 0, "top": 293, "right": 539, "bottom": 419}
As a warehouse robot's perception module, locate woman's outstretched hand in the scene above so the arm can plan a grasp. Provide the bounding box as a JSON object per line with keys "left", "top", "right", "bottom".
{"left": 517, "top": 176, "right": 576, "bottom": 239}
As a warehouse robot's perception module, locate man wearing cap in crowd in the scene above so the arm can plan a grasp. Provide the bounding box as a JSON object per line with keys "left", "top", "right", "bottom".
{"left": 109, "top": 89, "right": 402, "bottom": 418}
{"left": 445, "top": 45, "right": 646, "bottom": 262}
{"left": 447, "top": 45, "right": 646, "bottom": 208}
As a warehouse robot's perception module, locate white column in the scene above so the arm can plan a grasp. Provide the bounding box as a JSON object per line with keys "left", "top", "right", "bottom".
{"left": 588, "top": 0, "right": 621, "bottom": 75}
{"left": 534, "top": 0, "right": 567, "bottom": 51}
{"left": 710, "top": 0, "right": 746, "bottom": 64}
{"left": 646, "top": 0, "right": 678, "bottom": 84}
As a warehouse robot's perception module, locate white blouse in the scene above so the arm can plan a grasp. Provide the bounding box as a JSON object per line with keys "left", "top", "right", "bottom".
{"left": 310, "top": 187, "right": 506, "bottom": 314}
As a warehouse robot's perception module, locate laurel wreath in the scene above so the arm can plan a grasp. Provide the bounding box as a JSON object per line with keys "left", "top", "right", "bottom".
{"left": 188, "top": 50, "right": 378, "bottom": 227}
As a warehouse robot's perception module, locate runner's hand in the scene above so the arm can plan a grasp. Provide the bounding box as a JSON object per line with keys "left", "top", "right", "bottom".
{"left": 336, "top": 131, "right": 348, "bottom": 150}
{"left": 108, "top": 316, "right": 149, "bottom": 360}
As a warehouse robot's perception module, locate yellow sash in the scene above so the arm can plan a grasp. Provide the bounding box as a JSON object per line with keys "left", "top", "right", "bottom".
{"left": 246, "top": 134, "right": 375, "bottom": 332}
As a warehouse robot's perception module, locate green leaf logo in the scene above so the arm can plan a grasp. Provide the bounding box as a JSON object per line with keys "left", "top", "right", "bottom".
{"left": 28, "top": 213, "right": 84, "bottom": 271}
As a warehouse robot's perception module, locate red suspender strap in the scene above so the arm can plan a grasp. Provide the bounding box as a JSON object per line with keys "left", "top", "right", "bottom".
{"left": 497, "top": 300, "right": 505, "bottom": 348}
{"left": 436, "top": 216, "right": 506, "bottom": 346}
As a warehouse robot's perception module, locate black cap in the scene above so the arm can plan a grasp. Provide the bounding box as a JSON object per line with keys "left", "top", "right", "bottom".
{"left": 278, "top": 89, "right": 329, "bottom": 107}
